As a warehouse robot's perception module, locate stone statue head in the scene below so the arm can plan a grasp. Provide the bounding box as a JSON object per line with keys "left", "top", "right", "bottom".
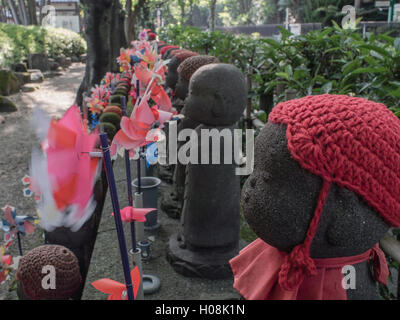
{"left": 184, "top": 63, "right": 247, "bottom": 126}
{"left": 165, "top": 50, "right": 198, "bottom": 91}
{"left": 175, "top": 55, "right": 220, "bottom": 101}
{"left": 242, "top": 95, "right": 400, "bottom": 262}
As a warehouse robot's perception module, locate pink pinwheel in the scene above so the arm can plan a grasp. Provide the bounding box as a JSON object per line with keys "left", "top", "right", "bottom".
{"left": 92, "top": 267, "right": 141, "bottom": 300}
{"left": 102, "top": 72, "right": 121, "bottom": 88}
{"left": 112, "top": 207, "right": 155, "bottom": 223}
{"left": 88, "top": 84, "right": 110, "bottom": 115}
{"left": 134, "top": 64, "right": 172, "bottom": 111}
{"left": 31, "top": 105, "right": 100, "bottom": 232}
{"left": 111, "top": 94, "right": 173, "bottom": 157}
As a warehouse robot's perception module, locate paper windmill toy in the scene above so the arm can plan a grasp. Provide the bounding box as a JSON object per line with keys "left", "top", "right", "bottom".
{"left": 30, "top": 105, "right": 100, "bottom": 232}
{"left": 110, "top": 93, "right": 173, "bottom": 158}
{"left": 92, "top": 266, "right": 141, "bottom": 300}
{"left": 112, "top": 207, "right": 155, "bottom": 223}
{"left": 1, "top": 205, "right": 35, "bottom": 243}
{"left": 0, "top": 246, "right": 12, "bottom": 284}
{"left": 134, "top": 64, "right": 171, "bottom": 111}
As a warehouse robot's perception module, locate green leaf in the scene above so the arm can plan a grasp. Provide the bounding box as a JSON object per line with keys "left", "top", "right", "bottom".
{"left": 389, "top": 87, "right": 400, "bottom": 98}
{"left": 276, "top": 72, "right": 290, "bottom": 81}
{"left": 321, "top": 82, "right": 333, "bottom": 94}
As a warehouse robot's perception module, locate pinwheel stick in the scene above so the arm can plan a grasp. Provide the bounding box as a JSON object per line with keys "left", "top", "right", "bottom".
{"left": 121, "top": 96, "right": 137, "bottom": 252}
{"left": 17, "top": 232, "right": 23, "bottom": 256}
{"left": 136, "top": 79, "right": 142, "bottom": 194}
{"left": 100, "top": 132, "right": 134, "bottom": 301}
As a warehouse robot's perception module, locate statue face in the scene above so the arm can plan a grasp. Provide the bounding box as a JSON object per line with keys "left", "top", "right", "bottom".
{"left": 184, "top": 64, "right": 247, "bottom": 126}
{"left": 166, "top": 58, "right": 180, "bottom": 90}
{"left": 242, "top": 122, "right": 319, "bottom": 252}
{"left": 184, "top": 69, "right": 218, "bottom": 125}
{"left": 242, "top": 122, "right": 389, "bottom": 257}
{"left": 175, "top": 76, "right": 189, "bottom": 101}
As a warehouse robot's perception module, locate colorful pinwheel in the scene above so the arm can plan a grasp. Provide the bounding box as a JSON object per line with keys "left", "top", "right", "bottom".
{"left": 87, "top": 84, "right": 111, "bottom": 115}
{"left": 92, "top": 266, "right": 141, "bottom": 300}
{"left": 134, "top": 64, "right": 171, "bottom": 111}
{"left": 1, "top": 205, "right": 35, "bottom": 242}
{"left": 110, "top": 93, "right": 173, "bottom": 157}
{"left": 31, "top": 105, "right": 100, "bottom": 232}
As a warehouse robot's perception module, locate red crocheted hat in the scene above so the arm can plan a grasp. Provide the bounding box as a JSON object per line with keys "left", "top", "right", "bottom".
{"left": 148, "top": 32, "right": 156, "bottom": 40}
{"left": 171, "top": 50, "right": 198, "bottom": 62}
{"left": 160, "top": 45, "right": 180, "bottom": 55}
{"left": 268, "top": 94, "right": 400, "bottom": 291}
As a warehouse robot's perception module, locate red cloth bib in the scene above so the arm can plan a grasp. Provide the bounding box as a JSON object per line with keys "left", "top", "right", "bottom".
{"left": 229, "top": 238, "right": 389, "bottom": 300}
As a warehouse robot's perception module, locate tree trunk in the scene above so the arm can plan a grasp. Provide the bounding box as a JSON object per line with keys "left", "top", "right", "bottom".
{"left": 125, "top": 0, "right": 146, "bottom": 45}
{"left": 209, "top": 0, "right": 217, "bottom": 31}
{"left": 27, "top": 0, "right": 37, "bottom": 25}
{"left": 76, "top": 0, "right": 127, "bottom": 108}
{"left": 0, "top": 0, "right": 6, "bottom": 22}
{"left": 39, "top": 0, "right": 45, "bottom": 24}
{"left": 17, "top": 0, "right": 28, "bottom": 25}
{"left": 179, "top": 0, "right": 185, "bottom": 25}
{"left": 7, "top": 0, "right": 21, "bottom": 24}
{"left": 187, "top": 0, "right": 194, "bottom": 25}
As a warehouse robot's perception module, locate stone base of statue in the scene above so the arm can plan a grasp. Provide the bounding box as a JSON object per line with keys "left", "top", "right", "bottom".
{"left": 167, "top": 233, "right": 238, "bottom": 279}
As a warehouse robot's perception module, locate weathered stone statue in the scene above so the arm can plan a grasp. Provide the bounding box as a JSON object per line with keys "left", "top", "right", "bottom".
{"left": 172, "top": 55, "right": 220, "bottom": 210}
{"left": 167, "top": 63, "right": 247, "bottom": 279}
{"left": 230, "top": 94, "right": 399, "bottom": 300}
{"left": 166, "top": 50, "right": 198, "bottom": 92}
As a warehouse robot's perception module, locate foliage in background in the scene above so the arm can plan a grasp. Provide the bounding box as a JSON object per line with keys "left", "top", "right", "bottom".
{"left": 160, "top": 23, "right": 400, "bottom": 299}
{"left": 160, "top": 23, "right": 400, "bottom": 113}
{"left": 0, "top": 23, "right": 86, "bottom": 68}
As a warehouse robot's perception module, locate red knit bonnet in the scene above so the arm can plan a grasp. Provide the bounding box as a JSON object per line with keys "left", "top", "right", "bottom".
{"left": 268, "top": 94, "right": 400, "bottom": 291}
{"left": 170, "top": 50, "right": 198, "bottom": 62}
{"left": 160, "top": 45, "right": 180, "bottom": 55}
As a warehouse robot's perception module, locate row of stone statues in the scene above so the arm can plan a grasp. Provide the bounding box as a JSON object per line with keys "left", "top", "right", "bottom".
{"left": 15, "top": 37, "right": 399, "bottom": 300}
{"left": 160, "top": 41, "right": 398, "bottom": 300}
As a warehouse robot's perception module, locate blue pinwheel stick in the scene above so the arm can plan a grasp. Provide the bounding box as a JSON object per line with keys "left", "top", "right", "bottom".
{"left": 99, "top": 132, "right": 134, "bottom": 301}
{"left": 121, "top": 96, "right": 137, "bottom": 252}
{"left": 136, "top": 79, "right": 142, "bottom": 194}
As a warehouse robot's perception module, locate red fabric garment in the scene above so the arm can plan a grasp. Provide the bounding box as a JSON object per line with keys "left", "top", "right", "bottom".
{"left": 229, "top": 238, "right": 389, "bottom": 300}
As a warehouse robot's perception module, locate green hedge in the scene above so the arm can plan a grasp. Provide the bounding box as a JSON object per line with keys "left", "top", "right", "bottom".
{"left": 159, "top": 24, "right": 400, "bottom": 117}
{"left": 0, "top": 23, "right": 86, "bottom": 68}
